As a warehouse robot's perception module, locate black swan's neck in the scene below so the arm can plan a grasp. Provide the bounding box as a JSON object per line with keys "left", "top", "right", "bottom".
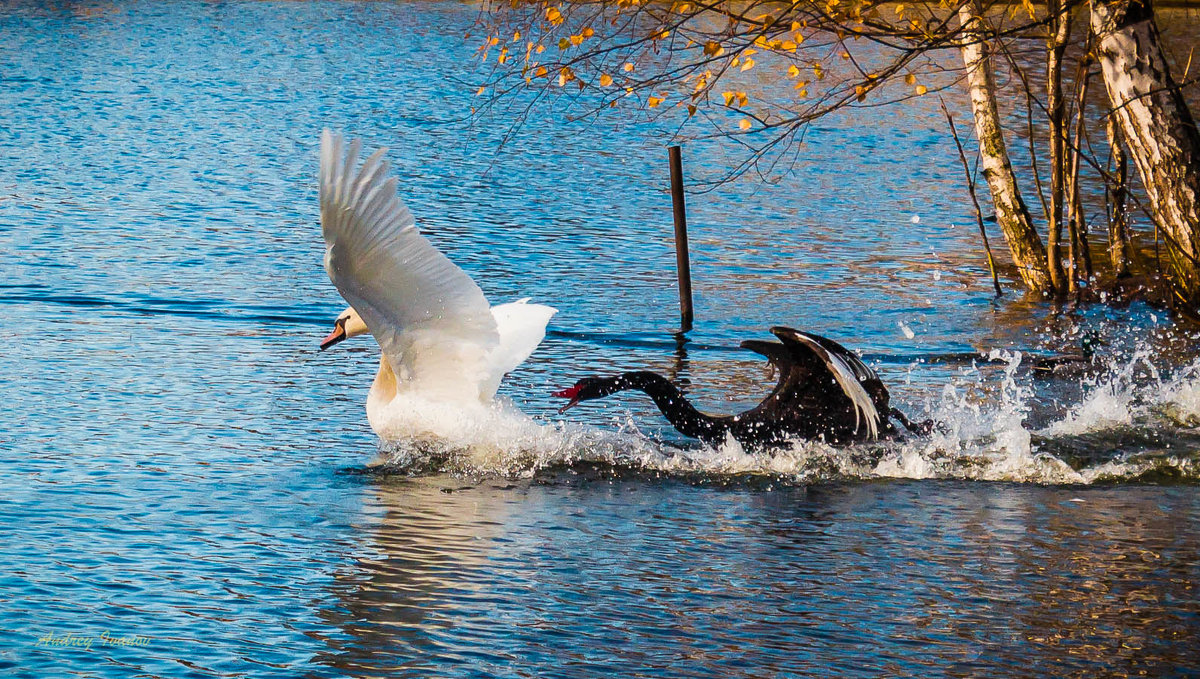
{"left": 615, "top": 372, "right": 727, "bottom": 441}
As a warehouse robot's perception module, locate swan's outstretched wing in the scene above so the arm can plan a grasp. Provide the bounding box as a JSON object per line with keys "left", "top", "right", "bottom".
{"left": 768, "top": 327, "right": 883, "bottom": 439}
{"left": 482, "top": 299, "right": 557, "bottom": 398}
{"left": 319, "top": 130, "right": 499, "bottom": 399}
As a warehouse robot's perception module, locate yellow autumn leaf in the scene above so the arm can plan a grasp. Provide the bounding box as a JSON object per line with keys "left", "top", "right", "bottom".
{"left": 535, "top": 65, "right": 548, "bottom": 78}
{"left": 647, "top": 96, "right": 664, "bottom": 108}
{"left": 582, "top": 26, "right": 594, "bottom": 38}
{"left": 536, "top": 44, "right": 546, "bottom": 54}
{"left": 558, "top": 67, "right": 574, "bottom": 86}
{"left": 904, "top": 73, "right": 916, "bottom": 85}
{"left": 703, "top": 41, "right": 721, "bottom": 56}
{"left": 570, "top": 34, "right": 584, "bottom": 46}
{"left": 722, "top": 91, "right": 735, "bottom": 106}
{"left": 513, "top": 31, "right": 521, "bottom": 41}
{"left": 916, "top": 84, "right": 928, "bottom": 95}
{"left": 687, "top": 104, "right": 697, "bottom": 116}
{"left": 781, "top": 40, "right": 797, "bottom": 52}
{"left": 738, "top": 118, "right": 751, "bottom": 131}
{"left": 623, "top": 62, "right": 635, "bottom": 72}
{"left": 546, "top": 6, "right": 562, "bottom": 23}
{"left": 740, "top": 58, "right": 755, "bottom": 72}
{"left": 476, "top": 86, "right": 485, "bottom": 96}
{"left": 736, "top": 92, "right": 748, "bottom": 107}
{"left": 787, "top": 65, "right": 800, "bottom": 78}
{"left": 558, "top": 38, "right": 571, "bottom": 50}
{"left": 797, "top": 88, "right": 808, "bottom": 97}
{"left": 599, "top": 73, "right": 613, "bottom": 87}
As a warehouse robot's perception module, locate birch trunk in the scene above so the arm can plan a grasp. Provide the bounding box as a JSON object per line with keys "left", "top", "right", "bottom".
{"left": 1047, "top": 0, "right": 1072, "bottom": 294}
{"left": 1105, "top": 115, "right": 1136, "bottom": 277}
{"left": 959, "top": 1, "right": 1054, "bottom": 294}
{"left": 1067, "top": 55, "right": 1096, "bottom": 290}
{"left": 1091, "top": 0, "right": 1200, "bottom": 302}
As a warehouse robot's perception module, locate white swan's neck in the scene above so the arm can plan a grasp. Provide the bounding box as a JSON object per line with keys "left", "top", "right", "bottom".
{"left": 366, "top": 355, "right": 399, "bottom": 435}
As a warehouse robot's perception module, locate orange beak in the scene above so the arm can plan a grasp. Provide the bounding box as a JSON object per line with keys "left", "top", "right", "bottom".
{"left": 319, "top": 324, "right": 347, "bottom": 351}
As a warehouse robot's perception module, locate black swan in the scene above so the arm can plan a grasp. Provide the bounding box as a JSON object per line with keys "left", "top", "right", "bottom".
{"left": 554, "top": 327, "right": 932, "bottom": 447}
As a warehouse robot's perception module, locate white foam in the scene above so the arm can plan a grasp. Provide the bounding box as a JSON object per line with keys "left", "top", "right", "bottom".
{"left": 1040, "top": 349, "right": 1158, "bottom": 436}
{"left": 367, "top": 348, "right": 1200, "bottom": 485}
{"left": 1155, "top": 360, "right": 1200, "bottom": 428}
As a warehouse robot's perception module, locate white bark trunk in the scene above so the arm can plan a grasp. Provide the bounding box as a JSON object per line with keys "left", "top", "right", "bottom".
{"left": 1092, "top": 0, "right": 1200, "bottom": 301}
{"left": 959, "top": 1, "right": 1053, "bottom": 293}
{"left": 1105, "top": 115, "right": 1136, "bottom": 277}
{"left": 1047, "top": 0, "right": 1072, "bottom": 294}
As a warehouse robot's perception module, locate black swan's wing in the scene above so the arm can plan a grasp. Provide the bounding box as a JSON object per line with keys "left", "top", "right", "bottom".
{"left": 740, "top": 339, "right": 814, "bottom": 401}
{"left": 781, "top": 329, "right": 892, "bottom": 413}
{"left": 768, "top": 327, "right": 885, "bottom": 439}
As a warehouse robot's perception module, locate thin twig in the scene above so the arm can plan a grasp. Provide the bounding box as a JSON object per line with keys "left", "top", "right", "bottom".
{"left": 940, "top": 96, "right": 1002, "bottom": 296}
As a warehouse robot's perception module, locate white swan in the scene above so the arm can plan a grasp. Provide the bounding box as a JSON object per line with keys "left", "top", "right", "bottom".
{"left": 316, "top": 130, "right": 557, "bottom": 442}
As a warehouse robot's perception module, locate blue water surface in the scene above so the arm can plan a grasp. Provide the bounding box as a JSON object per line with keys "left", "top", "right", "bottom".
{"left": 2, "top": 1, "right": 1199, "bottom": 677}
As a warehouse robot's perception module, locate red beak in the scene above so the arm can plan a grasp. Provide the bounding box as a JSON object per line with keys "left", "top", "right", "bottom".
{"left": 319, "top": 325, "right": 347, "bottom": 351}
{"left": 553, "top": 385, "right": 583, "bottom": 414}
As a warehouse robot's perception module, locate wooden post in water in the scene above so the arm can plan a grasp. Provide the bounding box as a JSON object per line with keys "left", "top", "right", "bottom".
{"left": 668, "top": 146, "right": 694, "bottom": 334}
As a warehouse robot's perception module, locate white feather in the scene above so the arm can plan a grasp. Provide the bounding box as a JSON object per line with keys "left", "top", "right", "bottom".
{"left": 486, "top": 299, "right": 557, "bottom": 397}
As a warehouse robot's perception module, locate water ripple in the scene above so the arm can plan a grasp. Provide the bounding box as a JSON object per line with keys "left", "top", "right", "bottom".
{"left": 3, "top": 2, "right": 1199, "bottom": 677}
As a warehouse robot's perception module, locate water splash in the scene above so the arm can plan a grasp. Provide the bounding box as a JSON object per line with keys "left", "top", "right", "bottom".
{"left": 370, "top": 347, "right": 1200, "bottom": 485}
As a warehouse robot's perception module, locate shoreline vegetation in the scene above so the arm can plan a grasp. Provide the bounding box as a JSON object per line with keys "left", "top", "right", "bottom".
{"left": 475, "top": 0, "right": 1200, "bottom": 321}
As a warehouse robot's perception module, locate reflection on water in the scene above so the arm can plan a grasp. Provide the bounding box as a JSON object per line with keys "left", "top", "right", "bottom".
{"left": 310, "top": 478, "right": 1200, "bottom": 678}
{"left": 2, "top": 1, "right": 1199, "bottom": 677}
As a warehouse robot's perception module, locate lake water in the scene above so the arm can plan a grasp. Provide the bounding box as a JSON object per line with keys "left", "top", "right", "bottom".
{"left": 2, "top": 1, "right": 1198, "bottom": 676}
